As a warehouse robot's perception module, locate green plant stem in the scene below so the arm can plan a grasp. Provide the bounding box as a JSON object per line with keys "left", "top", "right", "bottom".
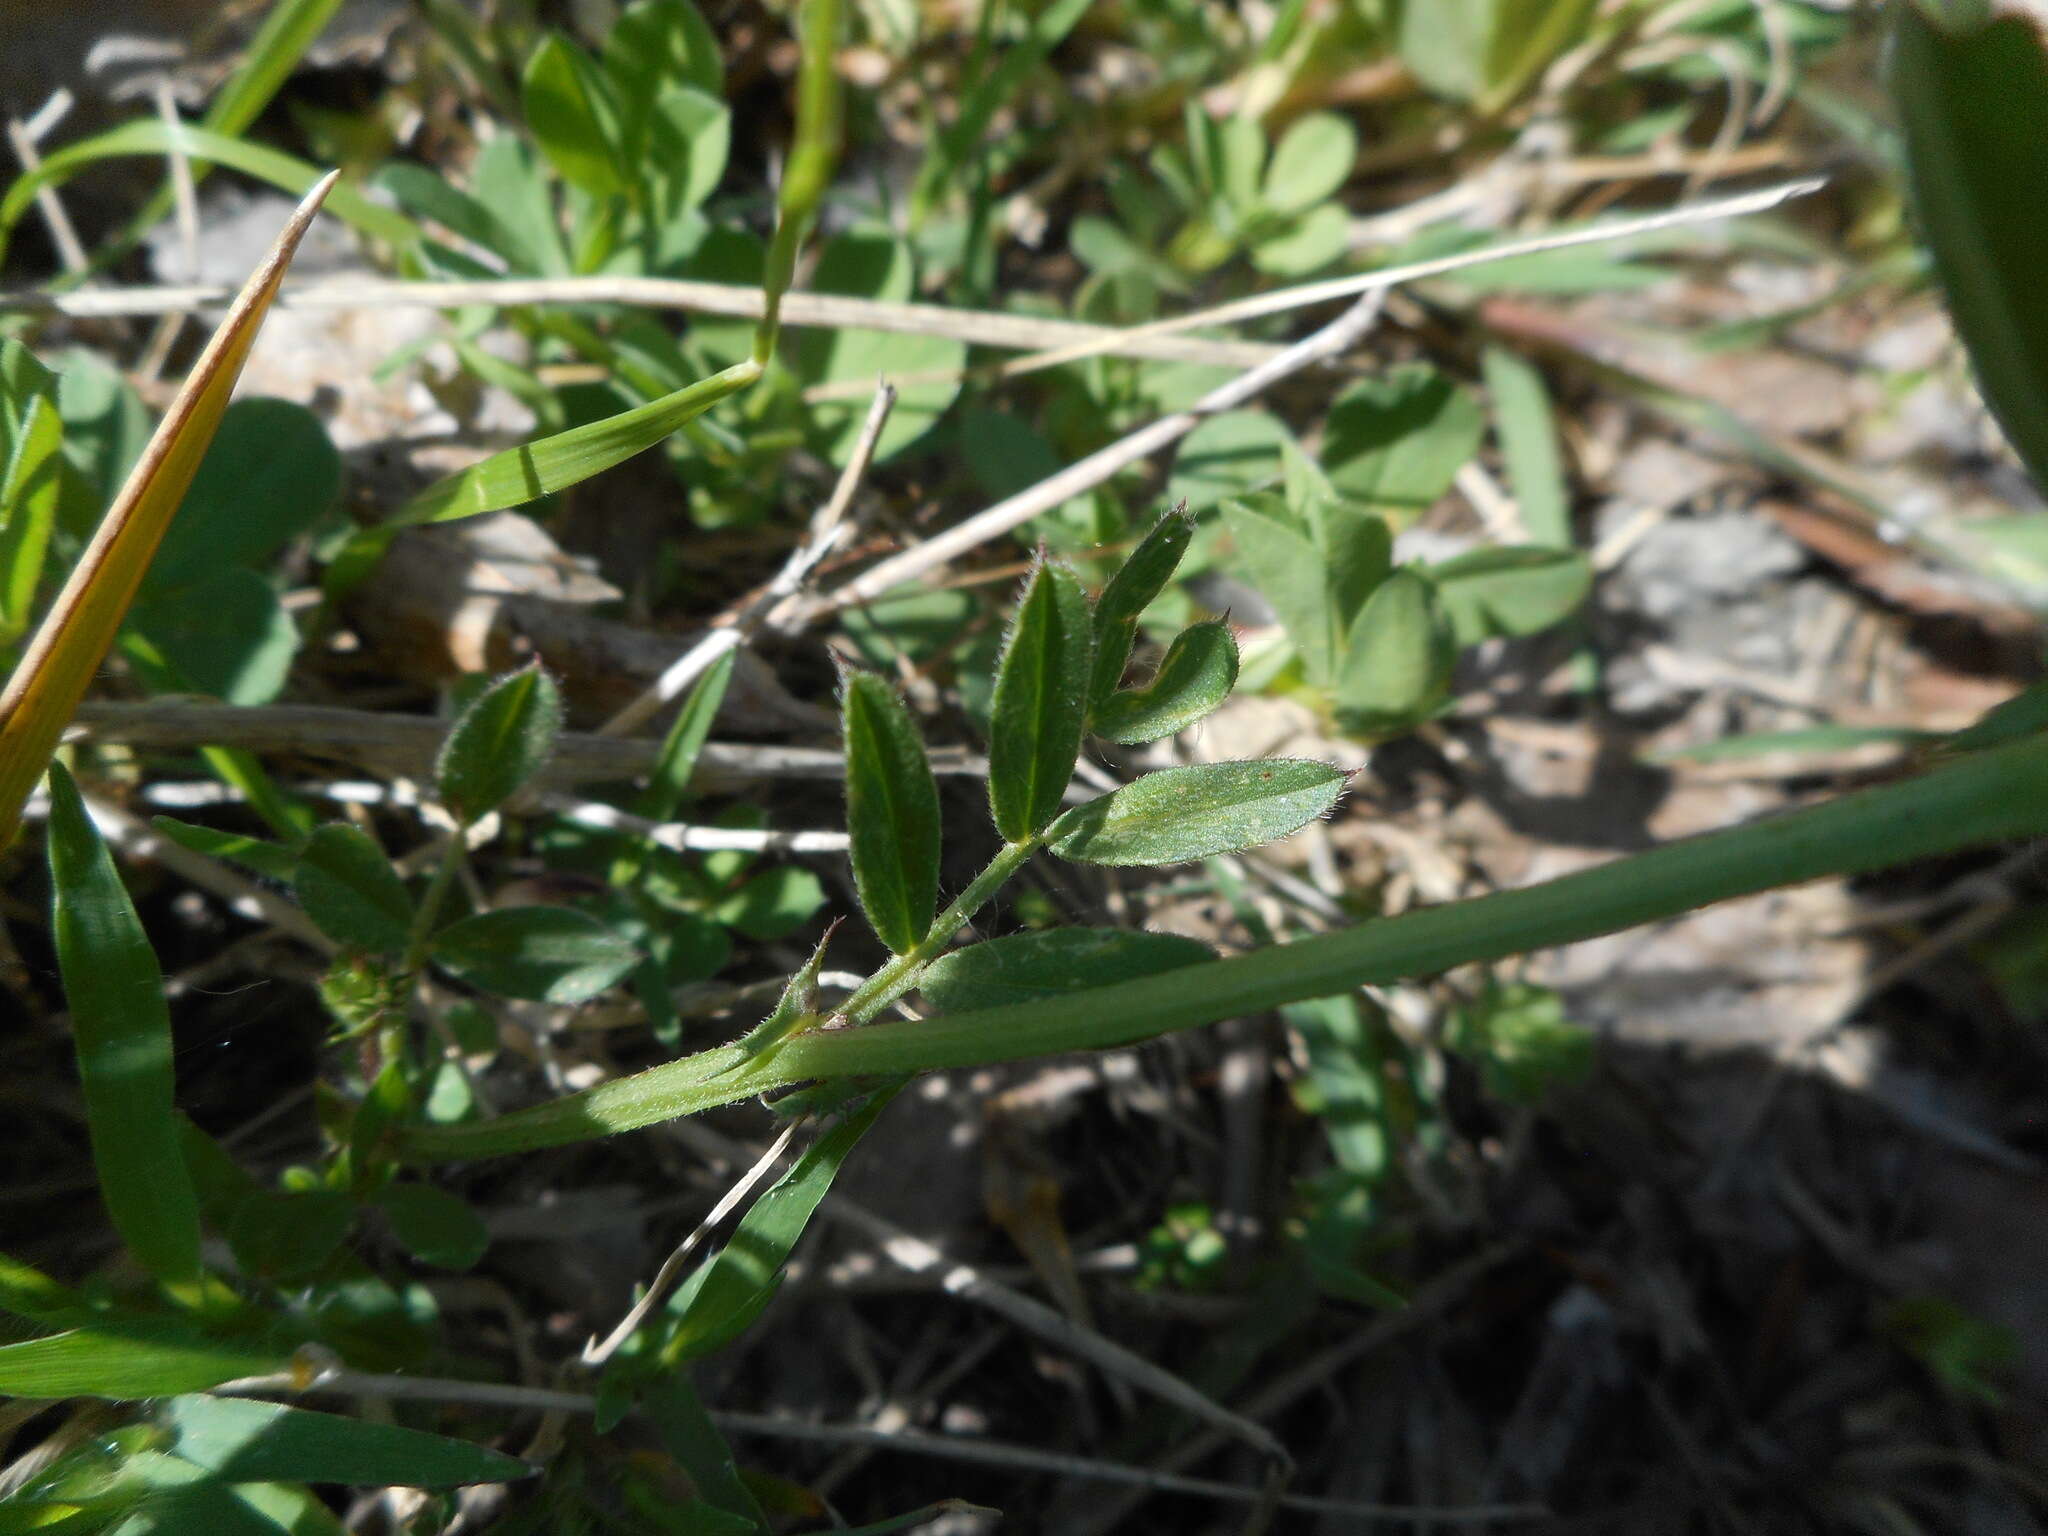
{"left": 836, "top": 837, "right": 1038, "bottom": 1022}
{"left": 754, "top": 0, "right": 843, "bottom": 365}
{"left": 397, "top": 733, "right": 2048, "bottom": 1164}
{"left": 402, "top": 831, "right": 468, "bottom": 977}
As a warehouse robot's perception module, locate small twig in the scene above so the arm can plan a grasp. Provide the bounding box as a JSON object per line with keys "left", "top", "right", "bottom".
{"left": 65, "top": 700, "right": 988, "bottom": 791}
{"left": 599, "top": 381, "right": 895, "bottom": 737}
{"left": 5, "top": 105, "right": 89, "bottom": 275}
{"left": 0, "top": 277, "right": 1287, "bottom": 371}
{"left": 580, "top": 1117, "right": 804, "bottom": 1369}
{"left": 787, "top": 293, "right": 1387, "bottom": 624}
{"left": 539, "top": 795, "right": 850, "bottom": 853}
{"left": 203, "top": 1366, "right": 1540, "bottom": 1522}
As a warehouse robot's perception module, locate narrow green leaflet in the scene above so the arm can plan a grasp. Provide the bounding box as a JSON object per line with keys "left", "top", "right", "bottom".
{"left": 161, "top": 1395, "right": 530, "bottom": 1488}
{"left": 1332, "top": 569, "right": 1455, "bottom": 736}
{"left": 640, "top": 1375, "right": 767, "bottom": 1533}
{"left": 1892, "top": 5, "right": 2048, "bottom": 494}
{"left": 988, "top": 561, "right": 1095, "bottom": 841}
{"left": 1429, "top": 546, "right": 1591, "bottom": 646}
{"left": 523, "top": 33, "right": 628, "bottom": 198}
{"left": 151, "top": 818, "right": 298, "bottom": 881}
{"left": 1089, "top": 505, "right": 1193, "bottom": 710}
{"left": 604, "top": 0, "right": 724, "bottom": 153}
{"left": 1262, "top": 112, "right": 1356, "bottom": 213}
{"left": 1481, "top": 345, "right": 1572, "bottom": 547}
{"left": 642, "top": 649, "right": 733, "bottom": 822}
{"left": 1321, "top": 365, "right": 1484, "bottom": 514}
{"left": 429, "top": 907, "right": 638, "bottom": 1003}
{"left": 1093, "top": 621, "right": 1239, "bottom": 745}
{"left": 394, "top": 359, "right": 760, "bottom": 525}
{"left": 662, "top": 1086, "right": 899, "bottom": 1362}
{"left": 842, "top": 672, "right": 941, "bottom": 954}
{"left": 294, "top": 824, "right": 413, "bottom": 955}
{"left": 1048, "top": 759, "right": 1348, "bottom": 867}
{"left": 921, "top": 929, "right": 1213, "bottom": 1012}
{"left": 435, "top": 665, "right": 564, "bottom": 822}
{"left": 370, "top": 1184, "right": 490, "bottom": 1270}
{"left": 0, "top": 1252, "right": 89, "bottom": 1326}
{"left": 1223, "top": 495, "right": 1342, "bottom": 686}
{"left": 45, "top": 764, "right": 202, "bottom": 1288}
{"left": 0, "top": 1324, "right": 286, "bottom": 1398}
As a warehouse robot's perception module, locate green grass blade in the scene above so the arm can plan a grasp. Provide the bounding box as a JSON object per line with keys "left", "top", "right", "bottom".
{"left": 0, "top": 1323, "right": 287, "bottom": 1398}
{"left": 0, "top": 122, "right": 414, "bottom": 266}
{"left": 45, "top": 763, "right": 203, "bottom": 1288}
{"left": 162, "top": 1394, "right": 531, "bottom": 1488}
{"left": 394, "top": 359, "right": 759, "bottom": 524}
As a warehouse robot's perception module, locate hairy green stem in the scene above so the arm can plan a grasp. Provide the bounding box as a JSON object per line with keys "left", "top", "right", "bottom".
{"left": 397, "top": 733, "right": 2048, "bottom": 1164}
{"left": 836, "top": 837, "right": 1037, "bottom": 1022}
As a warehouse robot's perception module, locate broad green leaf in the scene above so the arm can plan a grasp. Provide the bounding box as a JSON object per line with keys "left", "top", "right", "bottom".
{"left": 1047, "top": 759, "right": 1348, "bottom": 866}
{"left": 1249, "top": 203, "right": 1350, "bottom": 276}
{"left": 0, "top": 1324, "right": 286, "bottom": 1398}
{"left": 1313, "top": 499, "right": 1395, "bottom": 632}
{"left": 988, "top": 561, "right": 1095, "bottom": 841}
{"left": 46, "top": 764, "right": 202, "bottom": 1287}
{"left": 435, "top": 664, "right": 564, "bottom": 822}
{"left": 605, "top": 0, "right": 724, "bottom": 156}
{"left": 294, "top": 824, "right": 413, "bottom": 954}
{"left": 150, "top": 817, "right": 298, "bottom": 881}
{"left": 0, "top": 177, "right": 337, "bottom": 850}
{"left": 370, "top": 1184, "right": 489, "bottom": 1270}
{"left": 225, "top": 1189, "right": 354, "bottom": 1280}
{"left": 920, "top": 928, "right": 1212, "bottom": 1011}
{"left": 1166, "top": 411, "right": 1292, "bottom": 513}
{"left": 1892, "top": 5, "right": 2048, "bottom": 494}
{"left": 645, "top": 85, "right": 732, "bottom": 215}
{"left": 161, "top": 1394, "right": 530, "bottom": 1487}
{"left": 1388, "top": 0, "right": 1599, "bottom": 108}
{"left": 1480, "top": 345, "right": 1571, "bottom": 548}
{"left": 132, "top": 567, "right": 298, "bottom": 706}
{"left": 141, "top": 399, "right": 341, "bottom": 595}
{"left": 1222, "top": 496, "right": 1342, "bottom": 686}
{"left": 393, "top": 357, "right": 759, "bottom": 524}
{"left": 663, "top": 1087, "right": 898, "bottom": 1362}
{"left": 429, "top": 907, "right": 638, "bottom": 1003}
{"left": 1429, "top": 545, "right": 1591, "bottom": 646}
{"left": 469, "top": 132, "right": 569, "bottom": 275}
{"left": 1089, "top": 505, "right": 1194, "bottom": 710}
{"left": 1094, "top": 621, "right": 1239, "bottom": 744}
{"left": 712, "top": 865, "right": 827, "bottom": 942}
{"left": 523, "top": 33, "right": 628, "bottom": 198}
{"left": 842, "top": 672, "right": 941, "bottom": 954}
{"left": 1262, "top": 113, "right": 1356, "bottom": 213}
{"left": 1322, "top": 364, "right": 1484, "bottom": 514}
{"left": 1332, "top": 568, "right": 1455, "bottom": 736}
{"left": 793, "top": 226, "right": 966, "bottom": 462}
